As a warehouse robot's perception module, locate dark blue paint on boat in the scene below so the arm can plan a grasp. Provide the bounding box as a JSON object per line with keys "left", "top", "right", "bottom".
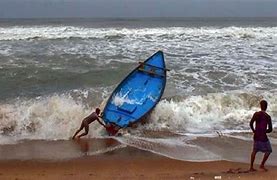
{"left": 102, "top": 51, "right": 167, "bottom": 128}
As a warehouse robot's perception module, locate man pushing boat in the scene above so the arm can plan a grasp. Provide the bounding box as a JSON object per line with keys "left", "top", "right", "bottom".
{"left": 72, "top": 108, "right": 121, "bottom": 139}
{"left": 73, "top": 51, "right": 167, "bottom": 138}
{"left": 72, "top": 108, "right": 106, "bottom": 139}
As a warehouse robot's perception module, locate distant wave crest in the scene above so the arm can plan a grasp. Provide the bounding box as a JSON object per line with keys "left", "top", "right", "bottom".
{"left": 1, "top": 26, "right": 277, "bottom": 41}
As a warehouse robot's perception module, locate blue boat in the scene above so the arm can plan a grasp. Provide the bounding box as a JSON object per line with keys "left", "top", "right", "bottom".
{"left": 102, "top": 51, "right": 167, "bottom": 135}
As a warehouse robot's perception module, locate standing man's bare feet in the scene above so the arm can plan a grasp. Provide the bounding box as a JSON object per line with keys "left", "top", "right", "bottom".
{"left": 249, "top": 168, "right": 257, "bottom": 172}
{"left": 259, "top": 166, "right": 268, "bottom": 172}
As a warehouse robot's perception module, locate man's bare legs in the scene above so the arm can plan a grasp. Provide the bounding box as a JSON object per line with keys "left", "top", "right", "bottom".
{"left": 250, "top": 151, "right": 271, "bottom": 172}
{"left": 77, "top": 125, "right": 89, "bottom": 138}
{"left": 260, "top": 152, "right": 271, "bottom": 171}
{"left": 72, "top": 123, "right": 85, "bottom": 139}
{"left": 72, "top": 128, "right": 82, "bottom": 139}
{"left": 250, "top": 150, "right": 257, "bottom": 171}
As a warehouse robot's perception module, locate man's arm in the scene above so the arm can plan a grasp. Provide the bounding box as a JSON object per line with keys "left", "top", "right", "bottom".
{"left": 266, "top": 117, "right": 273, "bottom": 133}
{"left": 96, "top": 117, "right": 107, "bottom": 128}
{"left": 250, "top": 113, "right": 256, "bottom": 133}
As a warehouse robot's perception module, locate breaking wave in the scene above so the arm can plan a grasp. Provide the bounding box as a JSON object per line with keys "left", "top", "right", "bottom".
{"left": 148, "top": 91, "right": 277, "bottom": 133}
{"left": 0, "top": 94, "right": 106, "bottom": 144}
{"left": 0, "top": 90, "right": 276, "bottom": 144}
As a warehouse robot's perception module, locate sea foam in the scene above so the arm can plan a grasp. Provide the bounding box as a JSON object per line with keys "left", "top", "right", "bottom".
{"left": 0, "top": 90, "right": 276, "bottom": 144}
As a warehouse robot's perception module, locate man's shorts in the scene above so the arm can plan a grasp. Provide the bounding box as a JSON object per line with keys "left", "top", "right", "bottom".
{"left": 253, "top": 140, "right": 272, "bottom": 153}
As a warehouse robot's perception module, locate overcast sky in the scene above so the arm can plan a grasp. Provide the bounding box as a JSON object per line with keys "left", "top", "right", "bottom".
{"left": 0, "top": 0, "right": 277, "bottom": 18}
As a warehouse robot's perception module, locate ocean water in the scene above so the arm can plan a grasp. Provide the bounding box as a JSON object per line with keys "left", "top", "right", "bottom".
{"left": 0, "top": 18, "right": 277, "bottom": 164}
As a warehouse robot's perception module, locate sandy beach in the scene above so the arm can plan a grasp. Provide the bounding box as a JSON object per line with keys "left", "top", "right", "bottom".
{"left": 0, "top": 145, "right": 276, "bottom": 180}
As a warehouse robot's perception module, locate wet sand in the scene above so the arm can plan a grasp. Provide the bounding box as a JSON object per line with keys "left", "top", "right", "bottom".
{"left": 0, "top": 142, "right": 276, "bottom": 180}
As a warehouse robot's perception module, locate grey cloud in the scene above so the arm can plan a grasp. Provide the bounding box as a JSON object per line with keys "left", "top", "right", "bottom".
{"left": 0, "top": 0, "right": 276, "bottom": 18}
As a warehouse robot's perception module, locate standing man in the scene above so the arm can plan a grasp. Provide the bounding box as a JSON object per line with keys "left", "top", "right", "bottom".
{"left": 72, "top": 108, "right": 106, "bottom": 139}
{"left": 249, "top": 100, "right": 273, "bottom": 172}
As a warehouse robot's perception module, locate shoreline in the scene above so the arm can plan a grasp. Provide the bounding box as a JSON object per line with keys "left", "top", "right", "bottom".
{"left": 0, "top": 146, "right": 276, "bottom": 180}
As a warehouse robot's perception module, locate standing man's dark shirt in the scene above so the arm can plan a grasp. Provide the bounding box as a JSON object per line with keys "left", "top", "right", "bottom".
{"left": 250, "top": 111, "right": 272, "bottom": 142}
{"left": 249, "top": 100, "right": 273, "bottom": 172}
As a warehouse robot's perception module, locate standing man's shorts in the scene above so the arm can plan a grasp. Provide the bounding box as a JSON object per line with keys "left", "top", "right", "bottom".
{"left": 253, "top": 140, "right": 272, "bottom": 153}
